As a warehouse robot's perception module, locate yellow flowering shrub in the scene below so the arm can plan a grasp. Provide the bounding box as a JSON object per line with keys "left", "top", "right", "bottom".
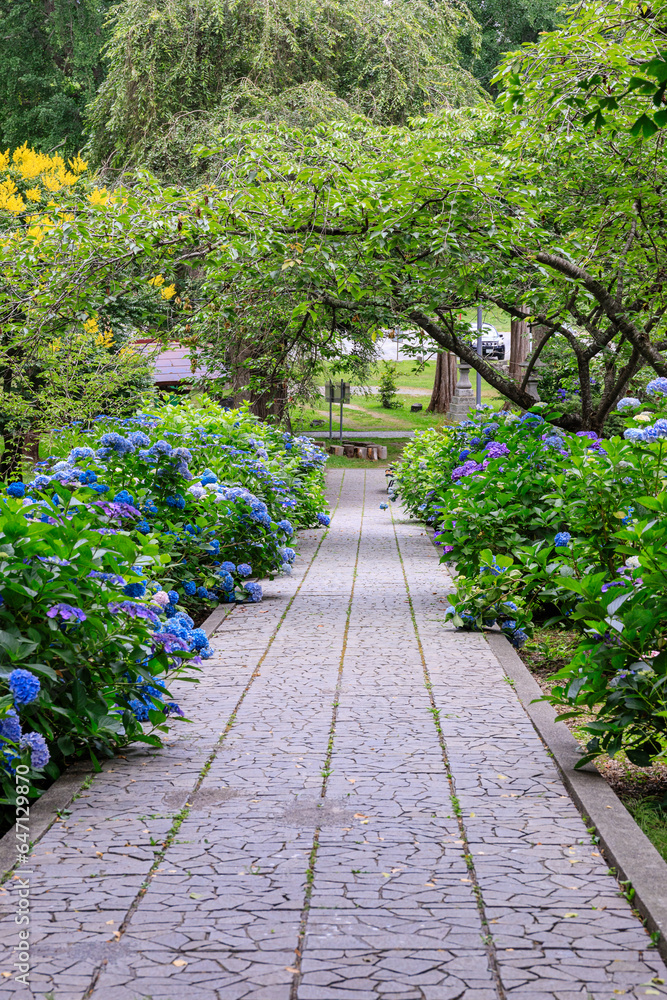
{"left": 0, "top": 144, "right": 88, "bottom": 216}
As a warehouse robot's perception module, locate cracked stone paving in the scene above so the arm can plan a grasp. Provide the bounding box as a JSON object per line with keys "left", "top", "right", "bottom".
{"left": 1, "top": 468, "right": 666, "bottom": 1000}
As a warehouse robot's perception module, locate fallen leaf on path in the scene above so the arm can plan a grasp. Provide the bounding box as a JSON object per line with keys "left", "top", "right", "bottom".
{"left": 563, "top": 912, "right": 578, "bottom": 918}
{"left": 285, "top": 966, "right": 299, "bottom": 974}
{"left": 172, "top": 960, "right": 187, "bottom": 967}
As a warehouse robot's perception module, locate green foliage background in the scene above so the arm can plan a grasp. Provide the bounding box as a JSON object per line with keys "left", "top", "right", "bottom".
{"left": 0, "top": 0, "right": 113, "bottom": 156}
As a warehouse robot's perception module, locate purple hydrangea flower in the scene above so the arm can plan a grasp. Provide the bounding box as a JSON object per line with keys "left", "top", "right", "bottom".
{"left": 108, "top": 601, "right": 160, "bottom": 625}
{"left": 646, "top": 377, "right": 667, "bottom": 396}
{"left": 47, "top": 603, "right": 87, "bottom": 622}
{"left": 19, "top": 732, "right": 50, "bottom": 768}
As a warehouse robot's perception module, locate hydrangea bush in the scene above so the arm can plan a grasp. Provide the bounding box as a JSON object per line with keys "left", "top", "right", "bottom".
{"left": 0, "top": 396, "right": 329, "bottom": 810}
{"left": 393, "top": 394, "right": 667, "bottom": 766}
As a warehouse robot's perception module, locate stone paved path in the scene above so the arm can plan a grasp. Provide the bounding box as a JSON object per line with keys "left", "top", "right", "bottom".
{"left": 2, "top": 468, "right": 667, "bottom": 1000}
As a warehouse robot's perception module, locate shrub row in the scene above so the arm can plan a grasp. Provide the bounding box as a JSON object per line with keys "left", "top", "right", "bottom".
{"left": 0, "top": 397, "right": 329, "bottom": 807}
{"left": 392, "top": 382, "right": 667, "bottom": 769}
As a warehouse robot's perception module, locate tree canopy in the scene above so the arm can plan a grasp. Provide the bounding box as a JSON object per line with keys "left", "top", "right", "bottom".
{"left": 85, "top": 0, "right": 482, "bottom": 174}
{"left": 458, "top": 0, "right": 562, "bottom": 93}
{"left": 0, "top": 0, "right": 113, "bottom": 156}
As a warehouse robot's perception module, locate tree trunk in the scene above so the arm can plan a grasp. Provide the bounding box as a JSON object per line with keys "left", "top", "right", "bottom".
{"left": 509, "top": 308, "right": 529, "bottom": 382}
{"left": 427, "top": 352, "right": 457, "bottom": 413}
{"left": 23, "top": 428, "right": 40, "bottom": 464}
{"left": 0, "top": 429, "right": 26, "bottom": 480}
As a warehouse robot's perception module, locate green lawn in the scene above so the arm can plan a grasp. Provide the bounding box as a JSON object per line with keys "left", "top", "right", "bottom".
{"left": 292, "top": 376, "right": 504, "bottom": 434}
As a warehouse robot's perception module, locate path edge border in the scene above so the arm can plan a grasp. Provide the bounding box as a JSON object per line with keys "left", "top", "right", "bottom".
{"left": 486, "top": 630, "right": 667, "bottom": 962}
{"left": 0, "top": 601, "right": 233, "bottom": 880}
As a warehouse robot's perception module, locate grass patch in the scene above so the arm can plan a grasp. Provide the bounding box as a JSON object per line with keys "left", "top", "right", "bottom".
{"left": 292, "top": 385, "right": 503, "bottom": 435}
{"left": 622, "top": 794, "right": 667, "bottom": 862}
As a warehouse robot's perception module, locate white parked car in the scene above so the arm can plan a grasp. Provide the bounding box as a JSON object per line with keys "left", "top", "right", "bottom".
{"left": 468, "top": 323, "right": 505, "bottom": 360}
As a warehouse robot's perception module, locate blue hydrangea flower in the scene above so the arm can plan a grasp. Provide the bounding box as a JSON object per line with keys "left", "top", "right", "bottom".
{"left": 165, "top": 494, "right": 186, "bottom": 510}
{"left": 127, "top": 431, "right": 151, "bottom": 448}
{"left": 623, "top": 428, "right": 646, "bottom": 442}
{"left": 7, "top": 482, "right": 25, "bottom": 498}
{"left": 190, "top": 628, "right": 209, "bottom": 650}
{"left": 646, "top": 377, "right": 667, "bottom": 396}
{"left": 168, "top": 590, "right": 179, "bottom": 604}
{"left": 281, "top": 547, "right": 296, "bottom": 564}
{"left": 196, "top": 586, "right": 209, "bottom": 599}
{"left": 114, "top": 489, "right": 134, "bottom": 505}
{"left": 183, "top": 581, "right": 196, "bottom": 596}
{"left": 220, "top": 561, "right": 236, "bottom": 574}
{"left": 217, "top": 571, "right": 234, "bottom": 592}
{"left": 201, "top": 472, "right": 218, "bottom": 486}
{"left": 165, "top": 702, "right": 184, "bottom": 716}
{"left": 143, "top": 498, "right": 158, "bottom": 514}
{"left": 554, "top": 531, "right": 571, "bottom": 548}
{"left": 237, "top": 563, "right": 252, "bottom": 578}
{"left": 100, "top": 432, "right": 133, "bottom": 454}
{"left": 9, "top": 669, "right": 40, "bottom": 705}
{"left": 316, "top": 512, "right": 331, "bottom": 526}
{"left": 654, "top": 418, "right": 667, "bottom": 438}
{"left": 243, "top": 581, "right": 263, "bottom": 603}
{"left": 0, "top": 709, "right": 22, "bottom": 744}
{"left": 128, "top": 699, "right": 150, "bottom": 722}
{"left": 136, "top": 519, "right": 151, "bottom": 534}
{"left": 69, "top": 446, "right": 95, "bottom": 462}
{"left": 277, "top": 519, "right": 294, "bottom": 536}
{"left": 19, "top": 732, "right": 50, "bottom": 768}
{"left": 93, "top": 483, "right": 110, "bottom": 494}
{"left": 78, "top": 469, "right": 97, "bottom": 485}
{"left": 379, "top": 503, "right": 388, "bottom": 510}
{"left": 148, "top": 440, "right": 172, "bottom": 456}
{"left": 616, "top": 397, "right": 642, "bottom": 410}
{"left": 123, "top": 581, "right": 147, "bottom": 598}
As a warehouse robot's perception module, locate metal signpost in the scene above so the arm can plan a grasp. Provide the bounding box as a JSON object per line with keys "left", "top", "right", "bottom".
{"left": 324, "top": 380, "right": 351, "bottom": 443}
{"left": 476, "top": 304, "right": 483, "bottom": 407}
